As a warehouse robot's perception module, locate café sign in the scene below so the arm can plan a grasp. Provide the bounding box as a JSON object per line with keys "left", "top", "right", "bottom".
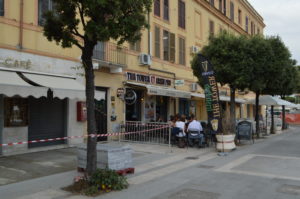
{"left": 126, "top": 72, "right": 171, "bottom": 86}
{"left": 0, "top": 58, "right": 32, "bottom": 69}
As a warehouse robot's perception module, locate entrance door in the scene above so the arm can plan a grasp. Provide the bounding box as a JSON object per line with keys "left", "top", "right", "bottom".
{"left": 95, "top": 87, "right": 108, "bottom": 141}
{"left": 126, "top": 89, "right": 142, "bottom": 121}
{"left": 156, "top": 96, "right": 168, "bottom": 122}
{"left": 28, "top": 97, "right": 67, "bottom": 148}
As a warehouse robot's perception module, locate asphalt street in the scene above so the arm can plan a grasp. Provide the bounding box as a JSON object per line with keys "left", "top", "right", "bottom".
{"left": 0, "top": 126, "right": 300, "bottom": 199}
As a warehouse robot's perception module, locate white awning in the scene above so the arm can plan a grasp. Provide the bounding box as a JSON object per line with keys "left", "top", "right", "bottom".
{"left": 0, "top": 70, "right": 48, "bottom": 98}
{"left": 245, "top": 95, "right": 297, "bottom": 107}
{"left": 21, "top": 73, "right": 86, "bottom": 100}
{"left": 126, "top": 81, "right": 191, "bottom": 99}
{"left": 0, "top": 67, "right": 105, "bottom": 100}
{"left": 191, "top": 93, "right": 205, "bottom": 98}
{"left": 219, "top": 96, "right": 246, "bottom": 104}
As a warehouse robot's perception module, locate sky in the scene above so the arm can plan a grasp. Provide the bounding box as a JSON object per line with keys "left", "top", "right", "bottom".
{"left": 248, "top": 0, "right": 300, "bottom": 64}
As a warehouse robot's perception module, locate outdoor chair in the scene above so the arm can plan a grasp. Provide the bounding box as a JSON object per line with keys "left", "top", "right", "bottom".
{"left": 187, "top": 130, "right": 204, "bottom": 148}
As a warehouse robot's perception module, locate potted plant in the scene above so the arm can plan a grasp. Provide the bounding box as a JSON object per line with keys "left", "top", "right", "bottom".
{"left": 216, "top": 113, "right": 236, "bottom": 152}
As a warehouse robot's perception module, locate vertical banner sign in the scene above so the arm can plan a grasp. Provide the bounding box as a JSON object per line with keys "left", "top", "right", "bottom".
{"left": 197, "top": 54, "right": 222, "bottom": 134}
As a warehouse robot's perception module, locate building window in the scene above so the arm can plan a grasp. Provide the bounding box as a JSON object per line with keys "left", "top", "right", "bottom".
{"left": 163, "top": 0, "right": 169, "bottom": 21}
{"left": 154, "top": 26, "right": 161, "bottom": 58}
{"left": 178, "top": 0, "right": 185, "bottom": 29}
{"left": 129, "top": 40, "right": 141, "bottom": 52}
{"left": 178, "top": 37, "right": 186, "bottom": 65}
{"left": 245, "top": 16, "right": 249, "bottom": 33}
{"left": 257, "top": 28, "right": 260, "bottom": 35}
{"left": 0, "top": 0, "right": 4, "bottom": 16}
{"left": 219, "top": 0, "right": 223, "bottom": 12}
{"left": 163, "top": 30, "right": 169, "bottom": 61}
{"left": 223, "top": 0, "right": 227, "bottom": 15}
{"left": 4, "top": 98, "right": 28, "bottom": 127}
{"left": 230, "top": 1, "right": 234, "bottom": 22}
{"left": 251, "top": 21, "right": 254, "bottom": 35}
{"left": 209, "top": 20, "right": 215, "bottom": 36}
{"left": 163, "top": 30, "right": 175, "bottom": 62}
{"left": 38, "top": 0, "right": 55, "bottom": 26}
{"left": 195, "top": 11, "right": 201, "bottom": 38}
{"left": 210, "top": 0, "right": 214, "bottom": 6}
{"left": 93, "top": 42, "right": 105, "bottom": 60}
{"left": 238, "top": 9, "right": 242, "bottom": 25}
{"left": 154, "top": 0, "right": 161, "bottom": 17}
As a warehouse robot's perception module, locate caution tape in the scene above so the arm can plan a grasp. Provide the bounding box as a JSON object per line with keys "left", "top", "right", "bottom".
{"left": 0, "top": 125, "right": 170, "bottom": 147}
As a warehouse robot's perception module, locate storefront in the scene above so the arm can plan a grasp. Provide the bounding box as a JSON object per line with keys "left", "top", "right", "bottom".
{"left": 124, "top": 72, "right": 191, "bottom": 123}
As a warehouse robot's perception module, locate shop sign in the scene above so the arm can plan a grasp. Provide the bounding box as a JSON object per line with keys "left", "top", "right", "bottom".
{"left": 124, "top": 89, "right": 137, "bottom": 105}
{"left": 197, "top": 54, "right": 222, "bottom": 134}
{"left": 175, "top": 80, "right": 185, "bottom": 86}
{"left": 117, "top": 88, "right": 125, "bottom": 98}
{"left": 126, "top": 72, "right": 171, "bottom": 86}
{"left": 0, "top": 58, "right": 32, "bottom": 69}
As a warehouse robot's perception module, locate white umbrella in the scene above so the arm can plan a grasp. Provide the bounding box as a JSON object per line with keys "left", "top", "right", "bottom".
{"left": 245, "top": 95, "right": 297, "bottom": 108}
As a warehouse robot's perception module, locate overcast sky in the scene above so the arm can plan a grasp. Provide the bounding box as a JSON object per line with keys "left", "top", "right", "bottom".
{"left": 248, "top": 0, "right": 300, "bottom": 64}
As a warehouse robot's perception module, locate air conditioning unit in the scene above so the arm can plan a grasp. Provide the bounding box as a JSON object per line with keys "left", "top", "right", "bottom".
{"left": 190, "top": 83, "right": 198, "bottom": 92}
{"left": 190, "top": 46, "right": 200, "bottom": 54}
{"left": 93, "top": 62, "right": 100, "bottom": 70}
{"left": 139, "top": 54, "right": 152, "bottom": 65}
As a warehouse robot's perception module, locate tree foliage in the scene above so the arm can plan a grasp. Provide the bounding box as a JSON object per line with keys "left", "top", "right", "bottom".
{"left": 42, "top": 0, "right": 152, "bottom": 175}
{"left": 192, "top": 31, "right": 250, "bottom": 133}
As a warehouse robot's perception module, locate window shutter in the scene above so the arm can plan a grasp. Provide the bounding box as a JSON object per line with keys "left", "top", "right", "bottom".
{"left": 155, "top": 26, "right": 161, "bottom": 58}
{"left": 170, "top": 33, "right": 175, "bottom": 63}
{"left": 154, "top": 0, "right": 161, "bottom": 17}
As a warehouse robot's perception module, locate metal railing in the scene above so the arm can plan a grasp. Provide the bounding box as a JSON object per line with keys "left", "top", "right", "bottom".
{"left": 119, "top": 121, "right": 171, "bottom": 146}
{"left": 93, "top": 42, "right": 127, "bottom": 67}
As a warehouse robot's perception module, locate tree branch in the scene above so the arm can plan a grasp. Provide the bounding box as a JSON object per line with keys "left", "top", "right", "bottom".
{"left": 73, "top": 40, "right": 84, "bottom": 50}
{"left": 71, "top": 28, "right": 84, "bottom": 39}
{"left": 77, "top": 2, "right": 86, "bottom": 28}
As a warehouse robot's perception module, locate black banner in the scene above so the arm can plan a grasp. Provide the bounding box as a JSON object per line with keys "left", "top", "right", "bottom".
{"left": 197, "top": 54, "right": 222, "bottom": 134}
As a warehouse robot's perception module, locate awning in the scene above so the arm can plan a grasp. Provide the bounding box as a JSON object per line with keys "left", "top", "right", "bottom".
{"left": 126, "top": 81, "right": 191, "bottom": 99}
{"left": 219, "top": 96, "right": 246, "bottom": 104}
{"left": 191, "top": 93, "right": 246, "bottom": 103}
{"left": 191, "top": 93, "right": 205, "bottom": 98}
{"left": 0, "top": 67, "right": 105, "bottom": 100}
{"left": 21, "top": 72, "right": 86, "bottom": 100}
{"left": 0, "top": 70, "right": 48, "bottom": 98}
{"left": 245, "top": 95, "right": 297, "bottom": 108}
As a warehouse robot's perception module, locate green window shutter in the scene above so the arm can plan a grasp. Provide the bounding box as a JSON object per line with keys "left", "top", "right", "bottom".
{"left": 170, "top": 33, "right": 175, "bottom": 63}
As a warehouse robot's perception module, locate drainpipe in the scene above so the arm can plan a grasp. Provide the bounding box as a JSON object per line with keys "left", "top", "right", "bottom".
{"left": 19, "top": 0, "right": 24, "bottom": 49}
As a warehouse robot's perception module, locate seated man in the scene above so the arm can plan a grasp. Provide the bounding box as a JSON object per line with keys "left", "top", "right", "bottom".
{"left": 187, "top": 115, "right": 204, "bottom": 147}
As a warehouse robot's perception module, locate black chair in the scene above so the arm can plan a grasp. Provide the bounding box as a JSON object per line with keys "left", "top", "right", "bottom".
{"left": 171, "top": 127, "right": 187, "bottom": 148}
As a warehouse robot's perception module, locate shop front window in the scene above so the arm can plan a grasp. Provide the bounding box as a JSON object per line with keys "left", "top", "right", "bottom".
{"left": 156, "top": 96, "right": 168, "bottom": 122}
{"left": 179, "top": 98, "right": 190, "bottom": 117}
{"left": 4, "top": 98, "right": 28, "bottom": 127}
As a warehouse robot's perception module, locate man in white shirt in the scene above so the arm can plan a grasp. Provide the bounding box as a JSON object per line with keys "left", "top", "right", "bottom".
{"left": 187, "top": 115, "right": 204, "bottom": 147}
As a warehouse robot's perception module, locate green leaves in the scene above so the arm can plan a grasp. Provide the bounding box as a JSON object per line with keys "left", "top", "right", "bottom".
{"left": 191, "top": 32, "right": 297, "bottom": 96}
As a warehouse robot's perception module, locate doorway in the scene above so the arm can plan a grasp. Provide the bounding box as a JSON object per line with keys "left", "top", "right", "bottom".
{"left": 95, "top": 87, "right": 108, "bottom": 142}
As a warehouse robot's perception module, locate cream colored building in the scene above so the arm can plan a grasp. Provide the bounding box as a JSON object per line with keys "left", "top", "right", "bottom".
{"left": 0, "top": 0, "right": 265, "bottom": 155}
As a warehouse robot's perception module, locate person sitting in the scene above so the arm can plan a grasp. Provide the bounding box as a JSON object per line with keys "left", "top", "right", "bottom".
{"left": 175, "top": 115, "right": 186, "bottom": 148}
{"left": 187, "top": 115, "right": 204, "bottom": 147}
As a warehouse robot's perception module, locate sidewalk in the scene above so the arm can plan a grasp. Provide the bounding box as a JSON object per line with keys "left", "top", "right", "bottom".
{"left": 0, "top": 143, "right": 216, "bottom": 199}
{"left": 0, "top": 128, "right": 295, "bottom": 199}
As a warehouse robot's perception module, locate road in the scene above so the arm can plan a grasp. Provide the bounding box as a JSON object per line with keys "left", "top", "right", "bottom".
{"left": 0, "top": 126, "right": 300, "bottom": 199}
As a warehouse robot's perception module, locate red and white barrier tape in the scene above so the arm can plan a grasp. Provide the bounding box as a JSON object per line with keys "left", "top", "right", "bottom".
{"left": 0, "top": 125, "right": 170, "bottom": 147}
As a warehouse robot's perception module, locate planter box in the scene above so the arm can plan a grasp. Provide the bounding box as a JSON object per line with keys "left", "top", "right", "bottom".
{"left": 216, "top": 134, "right": 236, "bottom": 152}
{"left": 77, "top": 143, "right": 133, "bottom": 171}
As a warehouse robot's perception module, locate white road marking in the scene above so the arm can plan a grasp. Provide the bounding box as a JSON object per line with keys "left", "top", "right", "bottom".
{"left": 129, "top": 153, "right": 216, "bottom": 185}
{"left": 216, "top": 154, "right": 300, "bottom": 182}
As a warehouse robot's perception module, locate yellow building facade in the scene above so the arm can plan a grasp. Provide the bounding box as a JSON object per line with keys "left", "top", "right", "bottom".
{"left": 0, "top": 0, "right": 265, "bottom": 154}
